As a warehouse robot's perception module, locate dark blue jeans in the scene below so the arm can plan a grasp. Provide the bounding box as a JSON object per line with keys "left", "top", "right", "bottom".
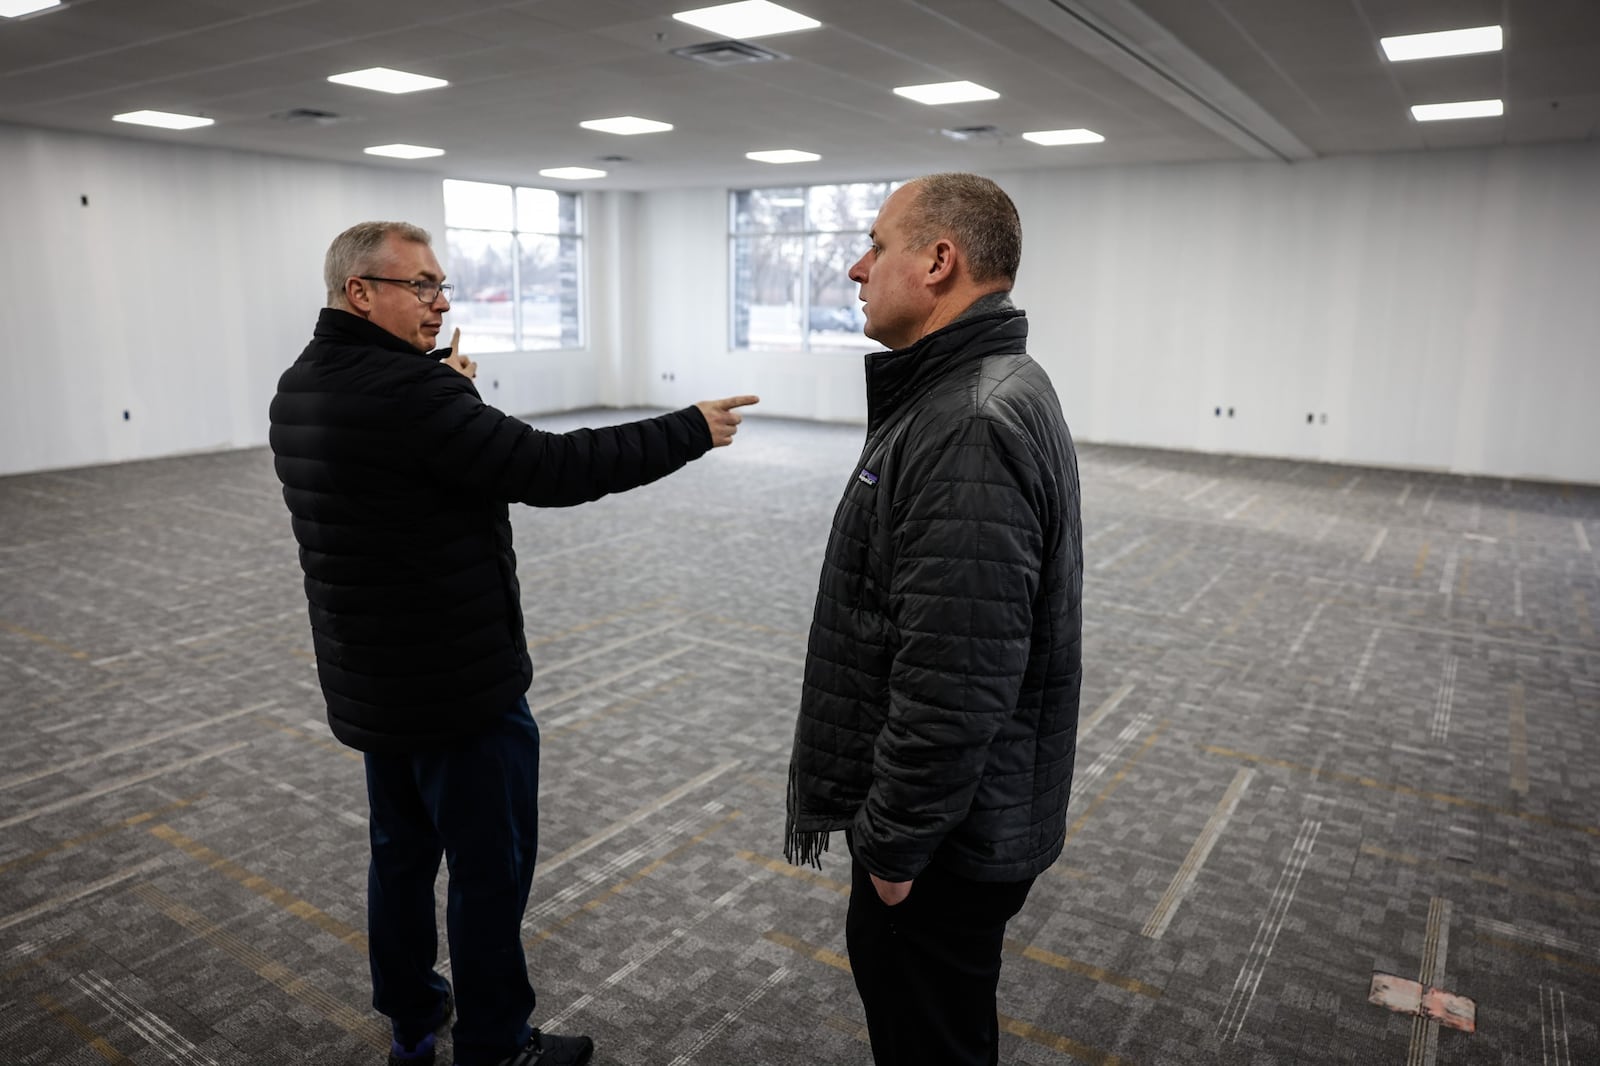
{"left": 365, "top": 697, "right": 540, "bottom": 1066}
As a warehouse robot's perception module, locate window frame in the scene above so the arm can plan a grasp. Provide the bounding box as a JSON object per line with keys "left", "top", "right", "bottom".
{"left": 728, "top": 181, "right": 901, "bottom": 354}
{"left": 442, "top": 180, "right": 585, "bottom": 353}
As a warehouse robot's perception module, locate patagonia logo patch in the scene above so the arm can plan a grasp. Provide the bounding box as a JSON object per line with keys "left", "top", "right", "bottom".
{"left": 857, "top": 469, "right": 879, "bottom": 487}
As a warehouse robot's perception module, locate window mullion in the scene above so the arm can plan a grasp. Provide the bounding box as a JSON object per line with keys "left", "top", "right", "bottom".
{"left": 511, "top": 230, "right": 523, "bottom": 349}
{"left": 800, "top": 231, "right": 814, "bottom": 354}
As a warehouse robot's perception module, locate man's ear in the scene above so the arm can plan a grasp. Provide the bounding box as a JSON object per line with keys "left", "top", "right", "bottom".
{"left": 925, "top": 238, "right": 957, "bottom": 283}
{"left": 345, "top": 276, "right": 372, "bottom": 313}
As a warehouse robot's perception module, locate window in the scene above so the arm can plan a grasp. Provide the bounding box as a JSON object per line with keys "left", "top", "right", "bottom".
{"left": 443, "top": 179, "right": 583, "bottom": 352}
{"left": 730, "top": 181, "right": 899, "bottom": 351}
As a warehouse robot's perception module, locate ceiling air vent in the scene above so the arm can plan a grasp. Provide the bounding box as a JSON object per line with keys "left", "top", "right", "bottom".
{"left": 269, "top": 107, "right": 345, "bottom": 126}
{"left": 940, "top": 125, "right": 1006, "bottom": 142}
{"left": 671, "top": 39, "right": 786, "bottom": 66}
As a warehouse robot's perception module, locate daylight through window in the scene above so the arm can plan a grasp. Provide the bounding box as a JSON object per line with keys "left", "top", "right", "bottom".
{"left": 443, "top": 180, "right": 583, "bottom": 352}
{"left": 730, "top": 182, "right": 900, "bottom": 352}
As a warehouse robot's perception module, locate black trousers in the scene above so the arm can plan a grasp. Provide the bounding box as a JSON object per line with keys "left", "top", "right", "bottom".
{"left": 846, "top": 855, "right": 1035, "bottom": 1066}
{"left": 364, "top": 697, "right": 540, "bottom": 1066}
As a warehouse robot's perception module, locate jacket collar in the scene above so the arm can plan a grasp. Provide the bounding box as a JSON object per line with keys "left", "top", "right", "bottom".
{"left": 312, "top": 306, "right": 436, "bottom": 357}
{"left": 863, "top": 302, "right": 1028, "bottom": 432}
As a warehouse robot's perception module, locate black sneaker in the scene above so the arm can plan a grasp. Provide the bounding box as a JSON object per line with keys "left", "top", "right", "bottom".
{"left": 486, "top": 1028, "right": 594, "bottom": 1066}
{"left": 387, "top": 989, "right": 454, "bottom": 1066}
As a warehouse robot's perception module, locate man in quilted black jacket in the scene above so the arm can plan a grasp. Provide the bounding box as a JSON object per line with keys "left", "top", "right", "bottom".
{"left": 271, "top": 221, "right": 755, "bottom": 1066}
{"left": 785, "top": 174, "right": 1083, "bottom": 1065}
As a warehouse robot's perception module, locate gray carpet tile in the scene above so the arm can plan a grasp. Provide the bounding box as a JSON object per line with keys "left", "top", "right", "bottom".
{"left": 2, "top": 410, "right": 1597, "bottom": 1065}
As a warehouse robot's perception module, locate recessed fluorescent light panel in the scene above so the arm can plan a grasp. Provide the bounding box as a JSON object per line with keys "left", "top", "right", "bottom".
{"left": 672, "top": 1, "right": 820, "bottom": 39}
{"left": 1022, "top": 128, "right": 1104, "bottom": 146}
{"left": 364, "top": 143, "right": 446, "bottom": 159}
{"left": 893, "top": 81, "right": 1000, "bottom": 105}
{"left": 746, "top": 149, "right": 820, "bottom": 164}
{"left": 539, "top": 167, "right": 607, "bottom": 180}
{"left": 113, "top": 110, "right": 214, "bottom": 130}
{"left": 328, "top": 67, "right": 448, "bottom": 94}
{"left": 0, "top": 0, "right": 61, "bottom": 16}
{"left": 579, "top": 116, "right": 673, "bottom": 135}
{"left": 1380, "top": 25, "right": 1502, "bottom": 62}
{"left": 1410, "top": 99, "right": 1504, "bottom": 122}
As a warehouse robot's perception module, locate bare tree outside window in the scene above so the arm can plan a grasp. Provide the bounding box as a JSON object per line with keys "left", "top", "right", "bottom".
{"left": 731, "top": 182, "right": 898, "bottom": 353}
{"left": 445, "top": 228, "right": 516, "bottom": 351}
{"left": 444, "top": 179, "right": 583, "bottom": 352}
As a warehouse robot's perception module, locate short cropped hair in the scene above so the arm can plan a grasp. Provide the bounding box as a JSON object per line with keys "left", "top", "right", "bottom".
{"left": 324, "top": 221, "right": 432, "bottom": 306}
{"left": 901, "top": 173, "right": 1021, "bottom": 284}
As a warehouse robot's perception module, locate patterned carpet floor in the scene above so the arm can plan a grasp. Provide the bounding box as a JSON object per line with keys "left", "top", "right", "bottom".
{"left": 1, "top": 409, "right": 1596, "bottom": 1065}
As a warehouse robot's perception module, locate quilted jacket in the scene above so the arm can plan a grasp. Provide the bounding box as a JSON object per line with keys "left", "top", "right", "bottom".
{"left": 269, "top": 308, "right": 711, "bottom": 753}
{"left": 786, "top": 302, "right": 1083, "bottom": 883}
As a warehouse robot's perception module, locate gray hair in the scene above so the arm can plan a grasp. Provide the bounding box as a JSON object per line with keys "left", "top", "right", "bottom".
{"left": 900, "top": 173, "right": 1021, "bottom": 284}
{"left": 324, "top": 221, "right": 432, "bottom": 307}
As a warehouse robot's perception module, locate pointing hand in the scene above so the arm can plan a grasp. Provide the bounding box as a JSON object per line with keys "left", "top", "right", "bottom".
{"left": 696, "top": 395, "right": 760, "bottom": 448}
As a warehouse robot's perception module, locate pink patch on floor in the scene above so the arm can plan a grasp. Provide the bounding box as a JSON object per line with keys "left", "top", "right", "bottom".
{"left": 1369, "top": 972, "right": 1477, "bottom": 1034}
{"left": 1421, "top": 987, "right": 1477, "bottom": 1033}
{"left": 1369, "top": 973, "right": 1423, "bottom": 1014}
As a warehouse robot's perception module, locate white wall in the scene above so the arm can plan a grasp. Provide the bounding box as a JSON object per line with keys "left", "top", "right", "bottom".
{"left": 0, "top": 124, "right": 613, "bottom": 477}
{"left": 1004, "top": 143, "right": 1600, "bottom": 484}
{"left": 3, "top": 124, "right": 1596, "bottom": 485}
{"left": 631, "top": 142, "right": 1600, "bottom": 485}
{"left": 0, "top": 125, "right": 436, "bottom": 474}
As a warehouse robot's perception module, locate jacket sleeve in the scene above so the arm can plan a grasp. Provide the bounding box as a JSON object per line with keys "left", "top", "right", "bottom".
{"left": 852, "top": 415, "right": 1044, "bottom": 881}
{"left": 410, "top": 369, "right": 713, "bottom": 506}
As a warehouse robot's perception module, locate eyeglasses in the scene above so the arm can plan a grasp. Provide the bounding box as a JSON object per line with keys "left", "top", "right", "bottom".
{"left": 357, "top": 276, "right": 454, "bottom": 304}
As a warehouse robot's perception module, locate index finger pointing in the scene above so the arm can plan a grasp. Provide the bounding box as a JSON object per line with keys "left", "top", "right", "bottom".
{"left": 721, "top": 395, "right": 760, "bottom": 410}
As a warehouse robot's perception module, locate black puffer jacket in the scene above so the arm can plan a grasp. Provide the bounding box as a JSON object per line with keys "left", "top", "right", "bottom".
{"left": 786, "top": 305, "right": 1083, "bottom": 883}
{"left": 270, "top": 308, "right": 711, "bottom": 753}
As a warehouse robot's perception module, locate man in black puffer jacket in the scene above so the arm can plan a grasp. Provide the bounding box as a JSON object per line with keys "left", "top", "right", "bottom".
{"left": 271, "top": 220, "right": 755, "bottom": 1066}
{"left": 785, "top": 175, "right": 1082, "bottom": 1066}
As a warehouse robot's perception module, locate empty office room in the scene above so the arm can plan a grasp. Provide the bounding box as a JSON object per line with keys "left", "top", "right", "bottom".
{"left": 2, "top": 0, "right": 1598, "bottom": 1063}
